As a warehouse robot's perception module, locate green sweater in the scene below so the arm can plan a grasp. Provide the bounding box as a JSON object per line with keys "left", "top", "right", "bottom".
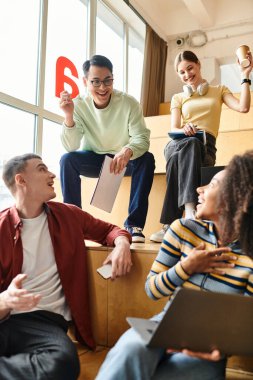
{"left": 61, "top": 90, "right": 150, "bottom": 160}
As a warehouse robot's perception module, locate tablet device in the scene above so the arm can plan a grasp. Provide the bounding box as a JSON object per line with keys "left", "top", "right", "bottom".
{"left": 127, "top": 287, "right": 253, "bottom": 356}
{"left": 168, "top": 130, "right": 206, "bottom": 145}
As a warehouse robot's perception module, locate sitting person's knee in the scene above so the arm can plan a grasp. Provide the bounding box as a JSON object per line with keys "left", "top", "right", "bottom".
{"left": 60, "top": 152, "right": 71, "bottom": 166}
{"left": 52, "top": 344, "right": 80, "bottom": 380}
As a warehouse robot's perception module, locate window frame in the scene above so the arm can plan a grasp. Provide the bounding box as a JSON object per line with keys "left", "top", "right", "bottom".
{"left": 0, "top": 0, "right": 145, "bottom": 161}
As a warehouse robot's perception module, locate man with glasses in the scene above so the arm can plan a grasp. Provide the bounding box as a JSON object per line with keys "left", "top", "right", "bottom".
{"left": 59, "top": 55, "right": 155, "bottom": 243}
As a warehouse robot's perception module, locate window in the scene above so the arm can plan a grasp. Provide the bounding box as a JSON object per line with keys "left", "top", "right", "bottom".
{"left": 44, "top": 0, "right": 88, "bottom": 113}
{"left": 42, "top": 119, "right": 66, "bottom": 177}
{"left": 0, "top": 0, "right": 40, "bottom": 104}
{"left": 96, "top": 0, "right": 124, "bottom": 91}
{"left": 128, "top": 28, "right": 144, "bottom": 100}
{"left": 221, "top": 63, "right": 253, "bottom": 93}
{"left": 0, "top": 103, "right": 35, "bottom": 210}
{"left": 0, "top": 0, "right": 146, "bottom": 211}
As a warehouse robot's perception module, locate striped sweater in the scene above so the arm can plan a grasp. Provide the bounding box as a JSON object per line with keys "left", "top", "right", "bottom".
{"left": 145, "top": 219, "right": 253, "bottom": 300}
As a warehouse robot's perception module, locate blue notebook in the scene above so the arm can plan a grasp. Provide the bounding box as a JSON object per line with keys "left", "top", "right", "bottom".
{"left": 168, "top": 130, "right": 206, "bottom": 145}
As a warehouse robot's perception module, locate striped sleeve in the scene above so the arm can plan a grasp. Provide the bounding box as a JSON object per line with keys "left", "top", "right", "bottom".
{"left": 145, "top": 220, "right": 190, "bottom": 300}
{"left": 245, "top": 271, "right": 253, "bottom": 296}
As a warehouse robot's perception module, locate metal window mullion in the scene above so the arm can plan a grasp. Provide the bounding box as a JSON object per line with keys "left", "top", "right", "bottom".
{"left": 0, "top": 92, "right": 40, "bottom": 115}
{"left": 124, "top": 22, "right": 128, "bottom": 93}
{"left": 87, "top": 0, "right": 97, "bottom": 58}
{"left": 42, "top": 109, "right": 64, "bottom": 124}
{"left": 35, "top": 0, "right": 48, "bottom": 155}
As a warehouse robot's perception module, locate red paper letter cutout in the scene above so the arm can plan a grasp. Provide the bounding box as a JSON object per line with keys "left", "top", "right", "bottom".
{"left": 55, "top": 56, "right": 80, "bottom": 98}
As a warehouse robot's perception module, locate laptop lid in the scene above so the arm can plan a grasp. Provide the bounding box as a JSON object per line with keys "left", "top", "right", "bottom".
{"left": 127, "top": 287, "right": 253, "bottom": 356}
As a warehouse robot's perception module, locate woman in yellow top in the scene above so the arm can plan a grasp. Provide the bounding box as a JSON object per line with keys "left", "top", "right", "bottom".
{"left": 150, "top": 49, "right": 253, "bottom": 243}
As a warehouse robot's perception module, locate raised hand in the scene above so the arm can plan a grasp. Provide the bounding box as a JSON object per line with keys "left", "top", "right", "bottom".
{"left": 59, "top": 90, "right": 74, "bottom": 121}
{"left": 181, "top": 242, "right": 237, "bottom": 275}
{"left": 0, "top": 274, "right": 41, "bottom": 314}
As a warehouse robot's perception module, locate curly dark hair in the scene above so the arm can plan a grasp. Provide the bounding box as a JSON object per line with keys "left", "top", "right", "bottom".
{"left": 219, "top": 150, "right": 253, "bottom": 258}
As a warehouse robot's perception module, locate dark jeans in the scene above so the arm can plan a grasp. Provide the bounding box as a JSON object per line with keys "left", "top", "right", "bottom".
{"left": 0, "top": 311, "right": 80, "bottom": 380}
{"left": 60, "top": 151, "right": 155, "bottom": 229}
{"left": 160, "top": 133, "right": 216, "bottom": 225}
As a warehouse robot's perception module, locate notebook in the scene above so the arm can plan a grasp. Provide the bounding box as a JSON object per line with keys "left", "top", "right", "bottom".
{"left": 127, "top": 287, "right": 253, "bottom": 356}
{"left": 168, "top": 130, "right": 206, "bottom": 145}
{"left": 90, "top": 155, "right": 126, "bottom": 213}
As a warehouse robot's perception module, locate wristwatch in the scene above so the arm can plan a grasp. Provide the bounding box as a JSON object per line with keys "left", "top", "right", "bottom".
{"left": 241, "top": 78, "right": 251, "bottom": 85}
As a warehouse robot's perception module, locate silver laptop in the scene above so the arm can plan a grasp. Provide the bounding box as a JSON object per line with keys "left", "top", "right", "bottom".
{"left": 127, "top": 287, "right": 253, "bottom": 356}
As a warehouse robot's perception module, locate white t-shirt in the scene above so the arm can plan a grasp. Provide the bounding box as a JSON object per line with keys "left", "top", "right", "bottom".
{"left": 11, "top": 211, "right": 71, "bottom": 321}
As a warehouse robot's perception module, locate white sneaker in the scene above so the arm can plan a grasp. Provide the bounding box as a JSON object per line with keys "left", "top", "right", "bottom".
{"left": 150, "top": 225, "right": 169, "bottom": 243}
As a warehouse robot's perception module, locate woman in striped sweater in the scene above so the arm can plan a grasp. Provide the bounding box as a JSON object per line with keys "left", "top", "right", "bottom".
{"left": 96, "top": 150, "right": 253, "bottom": 380}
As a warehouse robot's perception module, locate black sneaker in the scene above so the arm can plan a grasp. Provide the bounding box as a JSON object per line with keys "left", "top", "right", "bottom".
{"left": 126, "top": 227, "right": 145, "bottom": 243}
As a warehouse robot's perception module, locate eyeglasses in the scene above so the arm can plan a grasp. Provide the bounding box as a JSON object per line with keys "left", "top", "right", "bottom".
{"left": 90, "top": 78, "right": 114, "bottom": 87}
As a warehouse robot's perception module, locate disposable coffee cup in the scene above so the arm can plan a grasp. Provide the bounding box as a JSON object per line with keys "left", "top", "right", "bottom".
{"left": 236, "top": 45, "right": 250, "bottom": 68}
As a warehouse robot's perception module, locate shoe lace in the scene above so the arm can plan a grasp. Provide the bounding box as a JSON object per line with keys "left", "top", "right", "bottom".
{"left": 162, "top": 224, "right": 169, "bottom": 232}
{"left": 131, "top": 227, "right": 143, "bottom": 233}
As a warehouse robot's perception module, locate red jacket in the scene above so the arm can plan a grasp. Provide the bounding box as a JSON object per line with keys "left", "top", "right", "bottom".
{"left": 0, "top": 201, "right": 131, "bottom": 349}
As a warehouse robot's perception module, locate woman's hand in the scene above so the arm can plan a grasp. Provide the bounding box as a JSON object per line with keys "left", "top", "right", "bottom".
{"left": 167, "top": 348, "right": 222, "bottom": 361}
{"left": 181, "top": 242, "right": 237, "bottom": 275}
{"left": 238, "top": 50, "right": 253, "bottom": 77}
{"left": 183, "top": 123, "right": 198, "bottom": 136}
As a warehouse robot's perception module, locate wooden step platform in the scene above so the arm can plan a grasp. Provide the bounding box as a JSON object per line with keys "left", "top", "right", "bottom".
{"left": 76, "top": 345, "right": 253, "bottom": 380}
{"left": 72, "top": 243, "right": 253, "bottom": 379}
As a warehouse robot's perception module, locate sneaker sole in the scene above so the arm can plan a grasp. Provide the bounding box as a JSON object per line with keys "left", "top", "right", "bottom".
{"left": 149, "top": 236, "right": 163, "bottom": 243}
{"left": 149, "top": 239, "right": 162, "bottom": 243}
{"left": 131, "top": 236, "right": 145, "bottom": 243}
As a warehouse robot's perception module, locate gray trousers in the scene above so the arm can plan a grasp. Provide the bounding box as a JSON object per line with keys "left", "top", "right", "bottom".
{"left": 0, "top": 311, "right": 80, "bottom": 380}
{"left": 160, "top": 133, "right": 216, "bottom": 225}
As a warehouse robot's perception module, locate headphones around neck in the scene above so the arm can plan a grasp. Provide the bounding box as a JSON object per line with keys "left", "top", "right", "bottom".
{"left": 183, "top": 81, "right": 209, "bottom": 97}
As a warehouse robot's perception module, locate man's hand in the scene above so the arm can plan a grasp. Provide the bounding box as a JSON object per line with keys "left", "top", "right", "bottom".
{"left": 167, "top": 348, "right": 222, "bottom": 361}
{"left": 181, "top": 242, "right": 237, "bottom": 276}
{"left": 103, "top": 236, "right": 132, "bottom": 280}
{"left": 110, "top": 148, "right": 133, "bottom": 175}
{"left": 59, "top": 90, "right": 75, "bottom": 126}
{"left": 0, "top": 274, "right": 41, "bottom": 319}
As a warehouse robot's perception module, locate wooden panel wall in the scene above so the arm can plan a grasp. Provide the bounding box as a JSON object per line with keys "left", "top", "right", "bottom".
{"left": 86, "top": 246, "right": 167, "bottom": 347}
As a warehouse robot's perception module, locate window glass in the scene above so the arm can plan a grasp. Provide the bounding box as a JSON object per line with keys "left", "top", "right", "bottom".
{"left": 0, "top": 0, "right": 40, "bottom": 103}
{"left": 220, "top": 63, "right": 253, "bottom": 93}
{"left": 96, "top": 0, "right": 124, "bottom": 91}
{"left": 0, "top": 103, "right": 35, "bottom": 210}
{"left": 128, "top": 28, "right": 145, "bottom": 101}
{"left": 42, "top": 119, "right": 65, "bottom": 178}
{"left": 44, "top": 0, "right": 87, "bottom": 114}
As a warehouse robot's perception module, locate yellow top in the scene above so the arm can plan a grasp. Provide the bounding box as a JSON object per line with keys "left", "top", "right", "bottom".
{"left": 170, "top": 85, "right": 231, "bottom": 138}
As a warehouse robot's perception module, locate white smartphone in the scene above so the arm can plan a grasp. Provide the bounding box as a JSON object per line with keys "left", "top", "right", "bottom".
{"left": 97, "top": 264, "right": 112, "bottom": 279}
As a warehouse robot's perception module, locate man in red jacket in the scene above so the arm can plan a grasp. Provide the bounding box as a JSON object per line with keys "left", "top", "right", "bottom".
{"left": 0, "top": 153, "right": 132, "bottom": 380}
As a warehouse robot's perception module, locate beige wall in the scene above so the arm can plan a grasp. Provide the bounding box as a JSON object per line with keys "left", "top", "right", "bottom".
{"left": 54, "top": 173, "right": 166, "bottom": 238}
{"left": 165, "top": 29, "right": 253, "bottom": 101}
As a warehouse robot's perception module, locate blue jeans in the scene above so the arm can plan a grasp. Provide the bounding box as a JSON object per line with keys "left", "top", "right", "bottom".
{"left": 95, "top": 327, "right": 227, "bottom": 380}
{"left": 60, "top": 151, "right": 155, "bottom": 229}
